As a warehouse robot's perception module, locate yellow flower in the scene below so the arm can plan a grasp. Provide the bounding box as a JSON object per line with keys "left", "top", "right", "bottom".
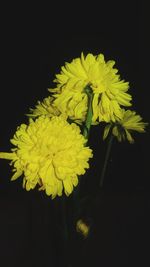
{"left": 49, "top": 53, "right": 132, "bottom": 123}
{"left": 0, "top": 116, "right": 93, "bottom": 198}
{"left": 27, "top": 96, "right": 61, "bottom": 118}
{"left": 76, "top": 219, "right": 90, "bottom": 239}
{"left": 103, "top": 109, "right": 148, "bottom": 143}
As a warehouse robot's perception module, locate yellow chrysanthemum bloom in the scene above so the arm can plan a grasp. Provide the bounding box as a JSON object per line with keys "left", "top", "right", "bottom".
{"left": 27, "top": 96, "right": 61, "bottom": 118}
{"left": 76, "top": 219, "right": 90, "bottom": 239}
{"left": 0, "top": 116, "right": 93, "bottom": 198}
{"left": 49, "top": 53, "right": 132, "bottom": 123}
{"left": 103, "top": 109, "right": 148, "bottom": 143}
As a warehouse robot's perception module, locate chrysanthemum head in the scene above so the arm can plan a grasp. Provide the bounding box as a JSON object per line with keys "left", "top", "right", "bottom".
{"left": 27, "top": 96, "right": 61, "bottom": 118}
{"left": 49, "top": 52, "right": 132, "bottom": 124}
{"left": 0, "top": 116, "right": 93, "bottom": 198}
{"left": 103, "top": 109, "right": 148, "bottom": 143}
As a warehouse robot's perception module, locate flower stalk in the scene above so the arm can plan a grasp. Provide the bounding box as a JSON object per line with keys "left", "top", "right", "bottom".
{"left": 99, "top": 134, "right": 114, "bottom": 187}
{"left": 83, "top": 85, "right": 93, "bottom": 140}
{"left": 72, "top": 85, "right": 93, "bottom": 228}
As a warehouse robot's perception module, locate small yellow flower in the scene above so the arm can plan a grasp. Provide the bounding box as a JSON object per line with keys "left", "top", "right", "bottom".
{"left": 103, "top": 109, "right": 148, "bottom": 143}
{"left": 27, "top": 96, "right": 61, "bottom": 118}
{"left": 76, "top": 219, "right": 90, "bottom": 239}
{"left": 0, "top": 116, "right": 93, "bottom": 198}
{"left": 49, "top": 53, "right": 132, "bottom": 123}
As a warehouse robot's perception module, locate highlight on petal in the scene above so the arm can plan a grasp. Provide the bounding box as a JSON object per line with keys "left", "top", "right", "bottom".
{"left": 0, "top": 116, "right": 93, "bottom": 198}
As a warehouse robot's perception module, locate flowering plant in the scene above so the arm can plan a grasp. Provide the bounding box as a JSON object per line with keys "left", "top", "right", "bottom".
{"left": 0, "top": 53, "right": 147, "bottom": 266}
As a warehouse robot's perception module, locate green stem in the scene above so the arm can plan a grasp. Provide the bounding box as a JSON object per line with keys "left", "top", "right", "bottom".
{"left": 83, "top": 85, "right": 93, "bottom": 140}
{"left": 72, "top": 85, "right": 93, "bottom": 223}
{"left": 99, "top": 134, "right": 114, "bottom": 188}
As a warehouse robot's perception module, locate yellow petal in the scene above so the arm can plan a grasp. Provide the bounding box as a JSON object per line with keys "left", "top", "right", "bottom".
{"left": 103, "top": 124, "right": 111, "bottom": 140}
{"left": 11, "top": 170, "right": 23, "bottom": 181}
{"left": 0, "top": 152, "right": 15, "bottom": 160}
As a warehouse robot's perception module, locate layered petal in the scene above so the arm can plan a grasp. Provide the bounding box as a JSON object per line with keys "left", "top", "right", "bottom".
{"left": 50, "top": 52, "right": 132, "bottom": 124}
{"left": 0, "top": 116, "right": 93, "bottom": 198}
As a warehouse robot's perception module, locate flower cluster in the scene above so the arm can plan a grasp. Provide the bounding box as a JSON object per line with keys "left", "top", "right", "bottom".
{"left": 0, "top": 52, "right": 147, "bottom": 198}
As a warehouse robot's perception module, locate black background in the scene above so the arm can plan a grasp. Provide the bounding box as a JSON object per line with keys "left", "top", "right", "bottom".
{"left": 0, "top": 1, "right": 150, "bottom": 267}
